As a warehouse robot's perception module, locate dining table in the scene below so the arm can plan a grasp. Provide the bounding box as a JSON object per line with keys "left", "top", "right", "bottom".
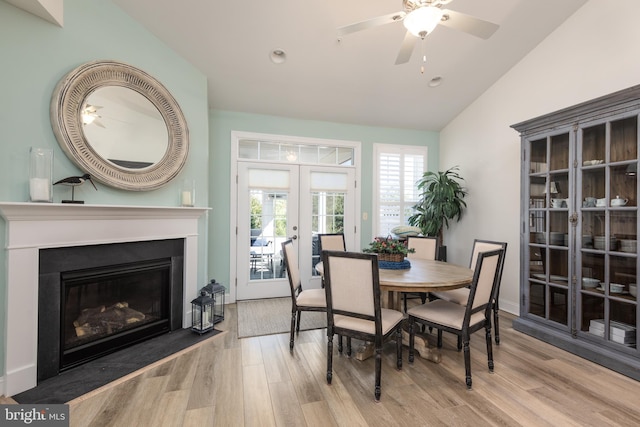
{"left": 317, "top": 257, "right": 474, "bottom": 363}
{"left": 377, "top": 258, "right": 473, "bottom": 363}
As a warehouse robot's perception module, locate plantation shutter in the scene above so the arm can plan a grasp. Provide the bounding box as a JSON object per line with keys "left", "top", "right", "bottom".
{"left": 375, "top": 146, "right": 426, "bottom": 237}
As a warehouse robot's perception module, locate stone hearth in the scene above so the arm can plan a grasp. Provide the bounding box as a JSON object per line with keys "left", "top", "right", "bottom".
{"left": 0, "top": 202, "right": 209, "bottom": 396}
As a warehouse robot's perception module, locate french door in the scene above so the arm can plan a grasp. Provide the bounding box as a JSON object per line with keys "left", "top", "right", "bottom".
{"left": 236, "top": 162, "right": 355, "bottom": 300}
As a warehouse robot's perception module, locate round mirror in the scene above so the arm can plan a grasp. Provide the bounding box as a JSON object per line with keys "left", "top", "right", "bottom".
{"left": 51, "top": 60, "right": 189, "bottom": 191}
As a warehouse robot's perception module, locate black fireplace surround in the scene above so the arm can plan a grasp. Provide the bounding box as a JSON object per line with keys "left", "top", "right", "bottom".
{"left": 37, "top": 239, "right": 184, "bottom": 382}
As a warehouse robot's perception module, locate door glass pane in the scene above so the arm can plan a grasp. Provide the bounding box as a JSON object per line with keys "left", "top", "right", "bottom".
{"left": 249, "top": 190, "right": 287, "bottom": 280}
{"left": 609, "top": 300, "right": 636, "bottom": 349}
{"left": 529, "top": 281, "right": 545, "bottom": 317}
{"left": 582, "top": 168, "right": 605, "bottom": 203}
{"left": 581, "top": 252, "right": 604, "bottom": 285}
{"left": 549, "top": 286, "right": 568, "bottom": 325}
{"left": 582, "top": 124, "right": 606, "bottom": 164}
{"left": 548, "top": 248, "right": 569, "bottom": 285}
{"left": 610, "top": 164, "right": 636, "bottom": 207}
{"left": 529, "top": 176, "right": 546, "bottom": 209}
{"left": 530, "top": 138, "right": 547, "bottom": 173}
{"left": 582, "top": 293, "right": 604, "bottom": 335}
{"left": 550, "top": 133, "right": 570, "bottom": 171}
{"left": 311, "top": 191, "right": 345, "bottom": 275}
{"left": 610, "top": 116, "right": 637, "bottom": 163}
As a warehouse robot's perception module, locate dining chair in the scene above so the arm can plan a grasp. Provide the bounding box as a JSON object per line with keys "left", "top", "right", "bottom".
{"left": 322, "top": 250, "right": 404, "bottom": 401}
{"left": 407, "top": 248, "right": 504, "bottom": 389}
{"left": 430, "top": 239, "right": 507, "bottom": 346}
{"left": 318, "top": 233, "right": 346, "bottom": 252}
{"left": 282, "top": 240, "right": 327, "bottom": 350}
{"left": 403, "top": 236, "right": 438, "bottom": 312}
{"left": 317, "top": 233, "right": 346, "bottom": 290}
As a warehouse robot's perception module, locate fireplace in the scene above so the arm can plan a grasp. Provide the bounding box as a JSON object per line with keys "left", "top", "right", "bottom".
{"left": 0, "top": 203, "right": 209, "bottom": 396}
{"left": 37, "top": 239, "right": 185, "bottom": 382}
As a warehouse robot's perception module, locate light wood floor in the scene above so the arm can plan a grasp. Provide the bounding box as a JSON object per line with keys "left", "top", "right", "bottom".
{"left": 5, "top": 304, "right": 640, "bottom": 427}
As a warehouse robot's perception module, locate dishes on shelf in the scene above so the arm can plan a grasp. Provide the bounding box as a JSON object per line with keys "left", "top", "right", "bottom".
{"left": 619, "top": 239, "right": 637, "bottom": 253}
{"left": 550, "top": 232, "right": 564, "bottom": 245}
{"left": 611, "top": 197, "right": 628, "bottom": 206}
{"left": 630, "top": 284, "right": 637, "bottom": 297}
{"left": 610, "top": 283, "right": 624, "bottom": 294}
{"left": 594, "top": 235, "right": 617, "bottom": 250}
{"left": 589, "top": 319, "right": 636, "bottom": 346}
{"left": 583, "top": 159, "right": 604, "bottom": 166}
{"left": 582, "top": 234, "right": 593, "bottom": 248}
{"left": 582, "top": 277, "right": 600, "bottom": 288}
{"left": 549, "top": 275, "right": 568, "bottom": 282}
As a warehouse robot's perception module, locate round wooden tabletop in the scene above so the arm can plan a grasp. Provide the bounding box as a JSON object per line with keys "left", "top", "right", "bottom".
{"left": 378, "top": 258, "right": 473, "bottom": 293}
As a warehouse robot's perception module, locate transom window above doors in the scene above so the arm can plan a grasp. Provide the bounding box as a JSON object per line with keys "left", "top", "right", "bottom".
{"left": 238, "top": 138, "right": 354, "bottom": 166}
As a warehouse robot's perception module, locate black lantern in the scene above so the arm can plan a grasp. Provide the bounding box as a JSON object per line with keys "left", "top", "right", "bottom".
{"left": 191, "top": 290, "right": 214, "bottom": 334}
{"left": 203, "top": 279, "right": 225, "bottom": 324}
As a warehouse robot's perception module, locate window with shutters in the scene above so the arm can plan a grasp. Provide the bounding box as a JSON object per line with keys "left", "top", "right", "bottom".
{"left": 373, "top": 144, "right": 427, "bottom": 237}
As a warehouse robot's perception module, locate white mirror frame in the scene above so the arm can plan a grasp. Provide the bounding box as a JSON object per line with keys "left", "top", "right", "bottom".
{"left": 50, "top": 60, "right": 189, "bottom": 191}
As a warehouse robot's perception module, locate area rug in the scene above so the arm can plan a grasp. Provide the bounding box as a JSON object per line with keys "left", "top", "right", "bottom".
{"left": 12, "top": 328, "right": 222, "bottom": 404}
{"left": 237, "top": 297, "right": 326, "bottom": 338}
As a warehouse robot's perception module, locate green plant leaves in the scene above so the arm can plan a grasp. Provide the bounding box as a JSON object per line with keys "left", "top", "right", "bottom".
{"left": 407, "top": 166, "right": 467, "bottom": 244}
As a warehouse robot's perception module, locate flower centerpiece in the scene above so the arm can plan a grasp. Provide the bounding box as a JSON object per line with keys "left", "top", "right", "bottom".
{"left": 363, "top": 236, "right": 415, "bottom": 263}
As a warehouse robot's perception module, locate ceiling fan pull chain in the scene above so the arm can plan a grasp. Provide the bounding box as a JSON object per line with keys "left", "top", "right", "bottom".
{"left": 420, "top": 37, "right": 426, "bottom": 74}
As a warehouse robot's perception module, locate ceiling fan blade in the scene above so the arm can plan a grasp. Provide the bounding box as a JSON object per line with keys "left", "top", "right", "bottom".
{"left": 337, "top": 11, "right": 406, "bottom": 36}
{"left": 439, "top": 9, "right": 499, "bottom": 39}
{"left": 395, "top": 30, "right": 417, "bottom": 65}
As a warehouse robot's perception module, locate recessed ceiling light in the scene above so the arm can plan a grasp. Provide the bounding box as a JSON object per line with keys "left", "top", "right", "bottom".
{"left": 428, "top": 76, "right": 443, "bottom": 87}
{"left": 270, "top": 49, "right": 287, "bottom": 64}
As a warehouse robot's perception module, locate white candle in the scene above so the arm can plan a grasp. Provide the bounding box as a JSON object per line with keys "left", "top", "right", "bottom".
{"left": 181, "top": 190, "right": 192, "bottom": 206}
{"left": 30, "top": 177, "right": 51, "bottom": 202}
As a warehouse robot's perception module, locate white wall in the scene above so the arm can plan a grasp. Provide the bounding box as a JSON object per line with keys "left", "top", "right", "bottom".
{"left": 439, "top": 0, "right": 640, "bottom": 315}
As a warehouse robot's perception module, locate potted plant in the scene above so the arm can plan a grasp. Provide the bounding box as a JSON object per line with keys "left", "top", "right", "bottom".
{"left": 408, "top": 166, "right": 467, "bottom": 258}
{"left": 363, "top": 236, "right": 415, "bottom": 262}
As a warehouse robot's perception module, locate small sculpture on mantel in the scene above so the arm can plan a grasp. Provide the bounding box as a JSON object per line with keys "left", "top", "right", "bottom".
{"left": 53, "top": 173, "right": 97, "bottom": 204}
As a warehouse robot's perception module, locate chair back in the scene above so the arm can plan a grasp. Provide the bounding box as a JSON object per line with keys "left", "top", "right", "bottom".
{"left": 469, "top": 239, "right": 507, "bottom": 299}
{"left": 322, "top": 251, "right": 381, "bottom": 333}
{"left": 469, "top": 239, "right": 506, "bottom": 270}
{"left": 407, "top": 236, "right": 438, "bottom": 260}
{"left": 318, "top": 233, "right": 346, "bottom": 252}
{"left": 466, "top": 249, "right": 504, "bottom": 321}
{"left": 282, "top": 240, "right": 301, "bottom": 297}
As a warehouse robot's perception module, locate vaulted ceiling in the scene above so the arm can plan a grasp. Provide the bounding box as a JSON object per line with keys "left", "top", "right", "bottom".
{"left": 111, "top": 0, "right": 587, "bottom": 131}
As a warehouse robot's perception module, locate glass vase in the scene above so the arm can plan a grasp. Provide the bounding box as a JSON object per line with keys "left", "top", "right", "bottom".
{"left": 29, "top": 147, "right": 53, "bottom": 202}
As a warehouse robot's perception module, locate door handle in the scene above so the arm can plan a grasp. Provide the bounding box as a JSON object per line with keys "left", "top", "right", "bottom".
{"left": 292, "top": 235, "right": 297, "bottom": 240}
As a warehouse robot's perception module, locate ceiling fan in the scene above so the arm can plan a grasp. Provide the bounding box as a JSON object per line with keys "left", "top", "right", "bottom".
{"left": 337, "top": 0, "right": 499, "bottom": 65}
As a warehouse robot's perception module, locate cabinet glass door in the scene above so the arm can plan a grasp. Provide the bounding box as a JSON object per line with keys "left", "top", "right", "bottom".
{"left": 578, "top": 115, "right": 638, "bottom": 350}
{"left": 526, "top": 132, "right": 572, "bottom": 327}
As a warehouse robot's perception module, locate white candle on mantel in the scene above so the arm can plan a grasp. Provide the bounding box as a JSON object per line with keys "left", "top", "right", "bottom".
{"left": 30, "top": 177, "right": 51, "bottom": 202}
{"left": 181, "top": 190, "right": 193, "bottom": 206}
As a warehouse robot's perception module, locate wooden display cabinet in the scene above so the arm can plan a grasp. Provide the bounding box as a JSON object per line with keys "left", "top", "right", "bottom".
{"left": 512, "top": 85, "right": 640, "bottom": 380}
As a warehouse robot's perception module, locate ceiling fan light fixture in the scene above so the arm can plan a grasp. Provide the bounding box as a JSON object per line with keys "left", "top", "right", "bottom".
{"left": 403, "top": 6, "right": 444, "bottom": 38}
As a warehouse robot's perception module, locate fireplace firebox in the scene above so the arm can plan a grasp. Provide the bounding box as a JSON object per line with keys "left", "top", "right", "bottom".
{"left": 61, "top": 259, "right": 172, "bottom": 369}
{"left": 38, "top": 239, "right": 184, "bottom": 382}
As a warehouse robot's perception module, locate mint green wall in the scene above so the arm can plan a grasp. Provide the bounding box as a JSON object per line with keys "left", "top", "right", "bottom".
{"left": 208, "top": 110, "right": 439, "bottom": 290}
{"left": 0, "top": 0, "right": 209, "bottom": 378}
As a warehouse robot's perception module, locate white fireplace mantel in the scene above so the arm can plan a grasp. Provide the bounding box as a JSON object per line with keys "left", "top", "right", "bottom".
{"left": 0, "top": 202, "right": 209, "bottom": 396}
